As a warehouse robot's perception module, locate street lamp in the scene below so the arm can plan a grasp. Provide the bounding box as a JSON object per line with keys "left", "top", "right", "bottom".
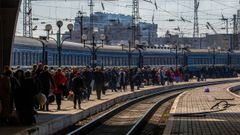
{"left": 31, "top": 36, "right": 48, "bottom": 65}
{"left": 77, "top": 10, "right": 85, "bottom": 43}
{"left": 81, "top": 29, "right": 105, "bottom": 69}
{"left": 45, "top": 21, "right": 73, "bottom": 67}
{"left": 120, "top": 40, "right": 144, "bottom": 69}
{"left": 180, "top": 44, "right": 189, "bottom": 67}
{"left": 169, "top": 44, "right": 178, "bottom": 70}
{"left": 120, "top": 40, "right": 144, "bottom": 92}
{"left": 39, "top": 36, "right": 48, "bottom": 65}
{"left": 135, "top": 40, "right": 144, "bottom": 68}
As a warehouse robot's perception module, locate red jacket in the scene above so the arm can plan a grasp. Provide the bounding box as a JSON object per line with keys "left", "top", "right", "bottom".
{"left": 53, "top": 72, "right": 67, "bottom": 94}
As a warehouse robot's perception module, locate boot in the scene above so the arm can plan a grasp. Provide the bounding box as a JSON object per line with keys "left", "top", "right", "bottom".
{"left": 57, "top": 105, "right": 61, "bottom": 110}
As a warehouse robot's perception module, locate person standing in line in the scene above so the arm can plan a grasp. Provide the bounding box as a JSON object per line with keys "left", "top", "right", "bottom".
{"left": 82, "top": 67, "right": 93, "bottom": 100}
{"left": 94, "top": 67, "right": 105, "bottom": 100}
{"left": 39, "top": 65, "right": 55, "bottom": 111}
{"left": 19, "top": 71, "right": 39, "bottom": 125}
{"left": 118, "top": 68, "right": 126, "bottom": 92}
{"left": 53, "top": 68, "right": 67, "bottom": 110}
{"left": 0, "top": 66, "right": 11, "bottom": 125}
{"left": 71, "top": 72, "right": 84, "bottom": 109}
{"left": 4, "top": 68, "right": 21, "bottom": 120}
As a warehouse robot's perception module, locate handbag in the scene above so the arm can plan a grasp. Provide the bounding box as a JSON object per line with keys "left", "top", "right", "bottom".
{"left": 67, "top": 90, "right": 74, "bottom": 101}
{"left": 90, "top": 80, "right": 95, "bottom": 87}
{"left": 35, "top": 93, "right": 47, "bottom": 106}
{"left": 48, "top": 93, "right": 55, "bottom": 103}
{"left": 104, "top": 82, "right": 109, "bottom": 87}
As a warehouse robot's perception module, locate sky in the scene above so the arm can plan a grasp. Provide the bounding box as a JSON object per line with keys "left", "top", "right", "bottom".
{"left": 16, "top": 0, "right": 240, "bottom": 38}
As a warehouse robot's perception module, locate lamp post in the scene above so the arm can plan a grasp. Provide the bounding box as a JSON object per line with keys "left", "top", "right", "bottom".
{"left": 135, "top": 40, "right": 144, "bottom": 68}
{"left": 31, "top": 36, "right": 48, "bottom": 65}
{"left": 120, "top": 40, "right": 144, "bottom": 69}
{"left": 77, "top": 11, "right": 84, "bottom": 43}
{"left": 81, "top": 29, "right": 105, "bottom": 69}
{"left": 45, "top": 21, "right": 73, "bottom": 67}
{"left": 39, "top": 36, "right": 48, "bottom": 65}
{"left": 180, "top": 44, "right": 189, "bottom": 67}
{"left": 169, "top": 44, "right": 178, "bottom": 69}
{"left": 120, "top": 40, "right": 143, "bottom": 92}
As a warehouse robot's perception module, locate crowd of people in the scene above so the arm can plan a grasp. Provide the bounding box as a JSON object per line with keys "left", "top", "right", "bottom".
{"left": 0, "top": 64, "right": 237, "bottom": 126}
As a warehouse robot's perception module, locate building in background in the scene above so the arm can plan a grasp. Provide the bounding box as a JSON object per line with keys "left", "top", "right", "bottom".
{"left": 68, "top": 12, "right": 158, "bottom": 46}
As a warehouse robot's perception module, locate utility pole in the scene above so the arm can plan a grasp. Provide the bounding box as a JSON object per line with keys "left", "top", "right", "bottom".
{"left": 23, "top": 0, "right": 33, "bottom": 37}
{"left": 132, "top": 0, "right": 140, "bottom": 47}
{"left": 193, "top": 0, "right": 199, "bottom": 39}
{"left": 233, "top": 14, "right": 237, "bottom": 50}
{"left": 89, "top": 0, "right": 94, "bottom": 36}
{"left": 220, "top": 14, "right": 229, "bottom": 34}
{"left": 233, "top": 14, "right": 237, "bottom": 34}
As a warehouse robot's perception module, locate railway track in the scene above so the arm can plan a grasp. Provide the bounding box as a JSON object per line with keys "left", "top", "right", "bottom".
{"left": 66, "top": 80, "right": 240, "bottom": 135}
{"left": 67, "top": 89, "right": 183, "bottom": 135}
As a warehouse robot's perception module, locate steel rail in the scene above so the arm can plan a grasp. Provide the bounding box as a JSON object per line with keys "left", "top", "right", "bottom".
{"left": 67, "top": 79, "right": 240, "bottom": 135}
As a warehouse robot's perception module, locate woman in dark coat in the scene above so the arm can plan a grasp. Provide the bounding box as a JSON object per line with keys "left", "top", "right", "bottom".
{"left": 18, "top": 71, "right": 38, "bottom": 125}
{"left": 94, "top": 68, "right": 105, "bottom": 100}
{"left": 39, "top": 65, "right": 55, "bottom": 111}
{"left": 71, "top": 72, "right": 84, "bottom": 109}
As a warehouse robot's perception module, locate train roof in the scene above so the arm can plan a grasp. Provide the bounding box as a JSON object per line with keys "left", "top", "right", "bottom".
{"left": 14, "top": 36, "right": 172, "bottom": 53}
{"left": 15, "top": 36, "right": 240, "bottom": 54}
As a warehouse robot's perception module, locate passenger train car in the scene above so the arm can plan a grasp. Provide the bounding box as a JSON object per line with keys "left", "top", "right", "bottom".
{"left": 12, "top": 36, "right": 240, "bottom": 70}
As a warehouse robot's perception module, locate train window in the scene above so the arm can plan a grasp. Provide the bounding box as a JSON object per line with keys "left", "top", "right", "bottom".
{"left": 36, "top": 53, "right": 38, "bottom": 64}
{"left": 67, "top": 55, "right": 70, "bottom": 65}
{"left": 71, "top": 55, "right": 73, "bottom": 65}
{"left": 52, "top": 54, "right": 55, "bottom": 65}
{"left": 29, "top": 52, "right": 32, "bottom": 65}
{"left": 22, "top": 52, "right": 24, "bottom": 66}
{"left": 26, "top": 52, "right": 29, "bottom": 66}
{"left": 62, "top": 55, "right": 65, "bottom": 65}
{"left": 82, "top": 56, "right": 85, "bottom": 65}
{"left": 32, "top": 53, "right": 35, "bottom": 64}
{"left": 74, "top": 55, "right": 76, "bottom": 66}
{"left": 82, "top": 55, "right": 84, "bottom": 65}
{"left": 13, "top": 52, "right": 16, "bottom": 65}
{"left": 56, "top": 54, "right": 58, "bottom": 65}
{"left": 76, "top": 55, "right": 79, "bottom": 65}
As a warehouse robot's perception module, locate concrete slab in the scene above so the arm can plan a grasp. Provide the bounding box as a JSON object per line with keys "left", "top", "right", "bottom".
{"left": 164, "top": 81, "right": 240, "bottom": 135}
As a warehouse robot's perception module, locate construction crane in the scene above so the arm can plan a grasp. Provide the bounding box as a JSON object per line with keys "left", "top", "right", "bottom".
{"left": 206, "top": 22, "right": 229, "bottom": 50}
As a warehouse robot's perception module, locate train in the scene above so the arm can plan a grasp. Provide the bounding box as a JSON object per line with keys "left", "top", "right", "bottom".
{"left": 12, "top": 36, "right": 240, "bottom": 71}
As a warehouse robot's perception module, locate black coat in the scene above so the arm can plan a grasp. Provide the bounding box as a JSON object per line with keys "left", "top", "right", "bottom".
{"left": 94, "top": 71, "right": 105, "bottom": 90}
{"left": 39, "top": 71, "right": 55, "bottom": 94}
{"left": 71, "top": 76, "right": 84, "bottom": 94}
{"left": 82, "top": 71, "right": 93, "bottom": 86}
{"left": 19, "top": 78, "right": 38, "bottom": 110}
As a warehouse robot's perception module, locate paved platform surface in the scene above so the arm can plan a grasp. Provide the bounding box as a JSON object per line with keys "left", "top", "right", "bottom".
{"left": 0, "top": 83, "right": 169, "bottom": 135}
{"left": 164, "top": 82, "right": 240, "bottom": 135}
{"left": 0, "top": 78, "right": 239, "bottom": 135}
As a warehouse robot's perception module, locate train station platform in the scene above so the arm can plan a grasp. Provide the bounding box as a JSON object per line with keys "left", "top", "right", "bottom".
{"left": 164, "top": 82, "right": 240, "bottom": 135}
{"left": 1, "top": 78, "right": 240, "bottom": 135}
